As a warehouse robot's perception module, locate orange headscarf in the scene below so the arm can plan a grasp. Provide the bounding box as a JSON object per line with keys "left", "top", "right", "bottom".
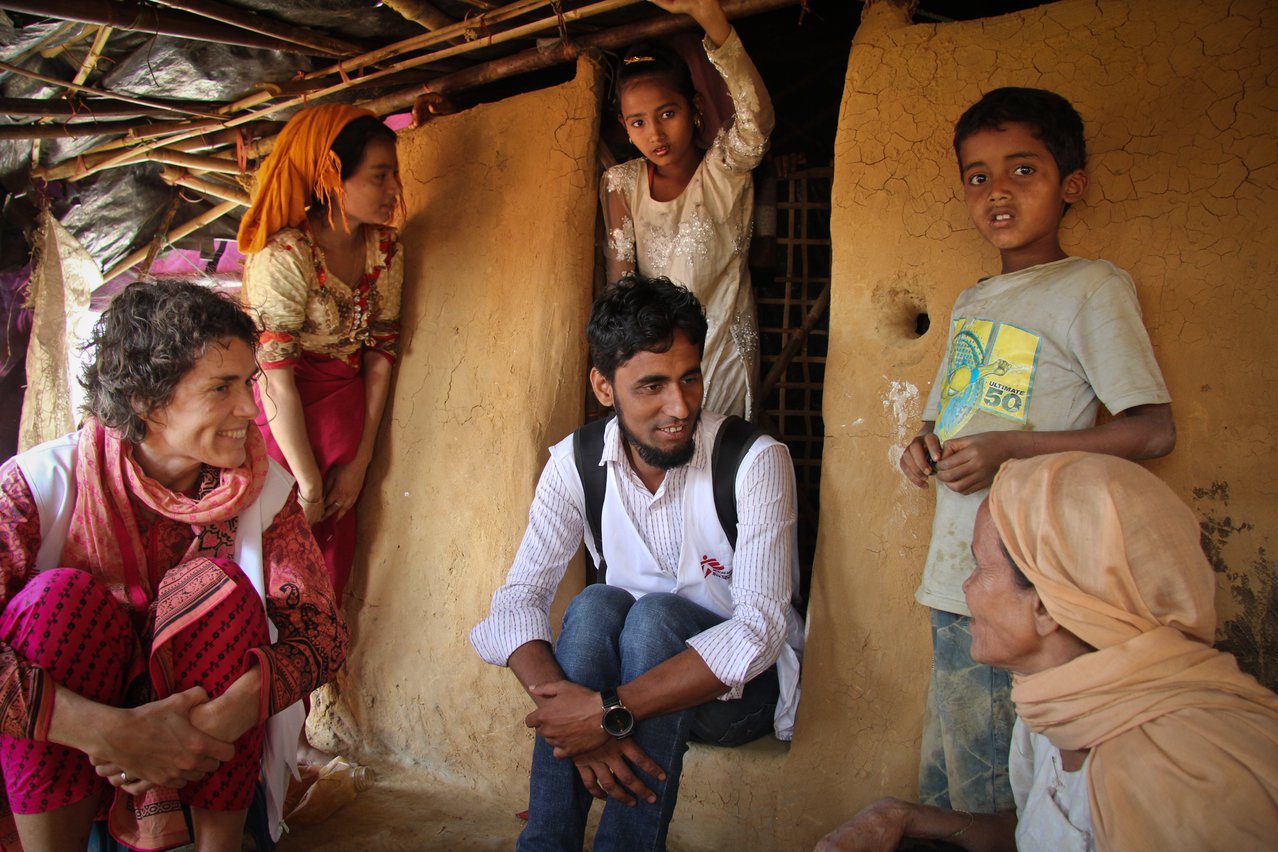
{"left": 236, "top": 103, "right": 375, "bottom": 254}
{"left": 989, "top": 452, "right": 1278, "bottom": 851}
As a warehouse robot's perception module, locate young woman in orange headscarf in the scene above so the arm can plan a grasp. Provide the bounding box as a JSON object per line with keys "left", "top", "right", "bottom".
{"left": 238, "top": 104, "right": 404, "bottom": 601}
{"left": 815, "top": 452, "right": 1278, "bottom": 852}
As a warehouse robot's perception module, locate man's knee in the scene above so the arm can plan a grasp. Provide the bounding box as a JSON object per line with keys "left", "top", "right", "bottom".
{"left": 618, "top": 593, "right": 714, "bottom": 664}
{"left": 562, "top": 583, "right": 635, "bottom": 636}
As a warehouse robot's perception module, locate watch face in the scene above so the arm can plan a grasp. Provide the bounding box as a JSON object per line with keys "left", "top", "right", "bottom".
{"left": 602, "top": 706, "right": 635, "bottom": 738}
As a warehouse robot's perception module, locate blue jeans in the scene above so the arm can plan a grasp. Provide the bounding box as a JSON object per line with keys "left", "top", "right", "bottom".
{"left": 517, "top": 585, "right": 779, "bottom": 852}
{"left": 918, "top": 608, "right": 1015, "bottom": 813}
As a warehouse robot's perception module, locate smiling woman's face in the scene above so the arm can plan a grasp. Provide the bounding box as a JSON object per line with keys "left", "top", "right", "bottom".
{"left": 963, "top": 500, "right": 1045, "bottom": 674}
{"left": 134, "top": 337, "right": 260, "bottom": 492}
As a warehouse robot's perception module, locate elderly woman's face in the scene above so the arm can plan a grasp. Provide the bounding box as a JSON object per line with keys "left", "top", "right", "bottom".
{"left": 135, "top": 337, "right": 259, "bottom": 491}
{"left": 964, "top": 501, "right": 1044, "bottom": 674}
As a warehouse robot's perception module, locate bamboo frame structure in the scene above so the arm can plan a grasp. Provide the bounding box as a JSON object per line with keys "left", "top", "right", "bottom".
{"left": 102, "top": 200, "right": 240, "bottom": 283}
{"left": 11, "top": 0, "right": 807, "bottom": 274}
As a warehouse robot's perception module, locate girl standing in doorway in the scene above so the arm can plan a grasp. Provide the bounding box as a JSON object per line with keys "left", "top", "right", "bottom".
{"left": 601, "top": 0, "right": 773, "bottom": 420}
{"left": 238, "top": 104, "right": 404, "bottom": 600}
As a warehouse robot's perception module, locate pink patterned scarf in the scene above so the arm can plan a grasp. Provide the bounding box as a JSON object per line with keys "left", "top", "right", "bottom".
{"left": 62, "top": 419, "right": 268, "bottom": 627}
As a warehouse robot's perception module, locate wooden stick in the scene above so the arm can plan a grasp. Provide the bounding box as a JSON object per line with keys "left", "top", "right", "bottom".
{"left": 102, "top": 200, "right": 239, "bottom": 283}
{"left": 70, "top": 25, "right": 112, "bottom": 87}
{"left": 149, "top": 0, "right": 365, "bottom": 57}
{"left": 0, "top": 97, "right": 176, "bottom": 118}
{"left": 160, "top": 167, "right": 250, "bottom": 206}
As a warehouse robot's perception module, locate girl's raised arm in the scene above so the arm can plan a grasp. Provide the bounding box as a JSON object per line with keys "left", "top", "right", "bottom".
{"left": 649, "top": 0, "right": 732, "bottom": 48}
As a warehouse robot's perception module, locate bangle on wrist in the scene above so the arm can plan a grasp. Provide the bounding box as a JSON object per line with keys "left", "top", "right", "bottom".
{"left": 298, "top": 493, "right": 321, "bottom": 504}
{"left": 945, "top": 809, "right": 974, "bottom": 840}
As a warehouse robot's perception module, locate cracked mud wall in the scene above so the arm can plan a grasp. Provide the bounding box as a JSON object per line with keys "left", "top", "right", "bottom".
{"left": 309, "top": 58, "right": 601, "bottom": 803}
{"left": 800, "top": 0, "right": 1278, "bottom": 843}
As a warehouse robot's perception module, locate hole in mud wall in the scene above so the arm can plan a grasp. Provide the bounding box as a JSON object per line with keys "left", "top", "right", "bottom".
{"left": 915, "top": 312, "right": 931, "bottom": 337}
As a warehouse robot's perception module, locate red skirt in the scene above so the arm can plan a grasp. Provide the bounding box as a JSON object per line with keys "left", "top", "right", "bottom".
{"left": 0, "top": 562, "right": 267, "bottom": 851}
{"left": 256, "top": 352, "right": 364, "bottom": 598}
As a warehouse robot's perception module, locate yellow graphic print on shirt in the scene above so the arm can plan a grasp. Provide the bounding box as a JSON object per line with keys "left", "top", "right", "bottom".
{"left": 935, "top": 318, "right": 1041, "bottom": 443}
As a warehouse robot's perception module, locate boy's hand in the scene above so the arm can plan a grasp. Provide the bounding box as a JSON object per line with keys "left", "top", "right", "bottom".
{"left": 900, "top": 432, "right": 943, "bottom": 487}
{"left": 935, "top": 431, "right": 1031, "bottom": 494}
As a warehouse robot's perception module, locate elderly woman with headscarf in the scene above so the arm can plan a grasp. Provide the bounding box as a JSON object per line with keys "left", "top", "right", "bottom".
{"left": 238, "top": 103, "right": 404, "bottom": 601}
{"left": 0, "top": 280, "right": 346, "bottom": 851}
{"left": 816, "top": 452, "right": 1278, "bottom": 851}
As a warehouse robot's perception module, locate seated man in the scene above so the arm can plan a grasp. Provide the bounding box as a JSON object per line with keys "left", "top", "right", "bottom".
{"left": 471, "top": 275, "right": 804, "bottom": 851}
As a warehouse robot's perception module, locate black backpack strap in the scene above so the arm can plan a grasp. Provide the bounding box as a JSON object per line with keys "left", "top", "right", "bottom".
{"left": 573, "top": 416, "right": 611, "bottom": 585}
{"left": 711, "top": 415, "right": 766, "bottom": 550}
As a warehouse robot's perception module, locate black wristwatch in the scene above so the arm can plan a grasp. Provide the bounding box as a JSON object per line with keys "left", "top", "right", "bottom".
{"left": 600, "top": 689, "right": 635, "bottom": 738}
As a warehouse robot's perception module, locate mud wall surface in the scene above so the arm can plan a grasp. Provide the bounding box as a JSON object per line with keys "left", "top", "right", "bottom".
{"left": 312, "top": 59, "right": 601, "bottom": 804}
{"left": 807, "top": 0, "right": 1277, "bottom": 843}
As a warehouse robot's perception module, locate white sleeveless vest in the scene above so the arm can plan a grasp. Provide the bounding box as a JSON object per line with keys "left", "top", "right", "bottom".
{"left": 549, "top": 413, "right": 804, "bottom": 739}
{"left": 14, "top": 432, "right": 305, "bottom": 842}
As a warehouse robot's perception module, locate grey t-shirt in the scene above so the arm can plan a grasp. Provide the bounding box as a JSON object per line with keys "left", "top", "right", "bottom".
{"left": 917, "top": 257, "right": 1170, "bottom": 614}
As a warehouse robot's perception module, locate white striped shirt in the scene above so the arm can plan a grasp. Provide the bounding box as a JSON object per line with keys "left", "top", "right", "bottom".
{"left": 470, "top": 416, "right": 797, "bottom": 698}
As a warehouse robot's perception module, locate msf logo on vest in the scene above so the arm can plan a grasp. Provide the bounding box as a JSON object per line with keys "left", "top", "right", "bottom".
{"left": 700, "top": 554, "right": 732, "bottom": 581}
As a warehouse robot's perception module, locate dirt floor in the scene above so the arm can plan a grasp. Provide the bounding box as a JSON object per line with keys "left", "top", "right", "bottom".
{"left": 275, "top": 765, "right": 527, "bottom": 850}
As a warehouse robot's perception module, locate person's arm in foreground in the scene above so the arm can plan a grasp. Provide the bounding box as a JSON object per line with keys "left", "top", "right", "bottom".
{"left": 814, "top": 797, "right": 1017, "bottom": 852}
{"left": 934, "top": 401, "right": 1174, "bottom": 494}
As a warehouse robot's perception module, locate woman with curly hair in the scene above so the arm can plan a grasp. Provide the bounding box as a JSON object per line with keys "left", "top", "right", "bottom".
{"left": 238, "top": 104, "right": 403, "bottom": 600}
{"left": 0, "top": 279, "right": 346, "bottom": 851}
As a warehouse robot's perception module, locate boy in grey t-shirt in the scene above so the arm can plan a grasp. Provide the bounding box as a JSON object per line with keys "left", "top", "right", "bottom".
{"left": 899, "top": 87, "right": 1175, "bottom": 813}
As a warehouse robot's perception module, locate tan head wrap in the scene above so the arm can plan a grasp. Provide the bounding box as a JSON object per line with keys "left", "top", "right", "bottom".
{"left": 989, "top": 452, "right": 1278, "bottom": 851}
{"left": 236, "top": 103, "right": 375, "bottom": 254}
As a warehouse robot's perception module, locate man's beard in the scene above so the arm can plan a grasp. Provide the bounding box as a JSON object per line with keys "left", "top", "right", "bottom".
{"left": 615, "top": 401, "right": 697, "bottom": 470}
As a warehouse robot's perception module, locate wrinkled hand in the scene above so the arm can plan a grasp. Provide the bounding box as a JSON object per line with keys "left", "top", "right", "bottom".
{"left": 573, "top": 739, "right": 666, "bottom": 806}
{"left": 323, "top": 459, "right": 368, "bottom": 522}
{"left": 935, "top": 431, "right": 1029, "bottom": 494}
{"left": 525, "top": 681, "right": 608, "bottom": 758}
{"left": 899, "top": 433, "right": 943, "bottom": 488}
{"left": 89, "top": 687, "right": 235, "bottom": 790}
{"left": 814, "top": 798, "right": 911, "bottom": 852}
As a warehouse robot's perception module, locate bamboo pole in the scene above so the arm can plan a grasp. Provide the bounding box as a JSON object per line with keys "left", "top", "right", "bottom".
{"left": 150, "top": 0, "right": 365, "bottom": 57}
{"left": 160, "top": 168, "right": 251, "bottom": 206}
{"left": 0, "top": 97, "right": 175, "bottom": 118}
{"left": 102, "top": 199, "right": 240, "bottom": 283}
{"left": 361, "top": 0, "right": 799, "bottom": 112}
{"left": 299, "top": 0, "right": 556, "bottom": 81}
{"left": 0, "top": 59, "right": 225, "bottom": 119}
{"left": 70, "top": 25, "right": 112, "bottom": 87}
{"left": 2, "top": 0, "right": 333, "bottom": 55}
